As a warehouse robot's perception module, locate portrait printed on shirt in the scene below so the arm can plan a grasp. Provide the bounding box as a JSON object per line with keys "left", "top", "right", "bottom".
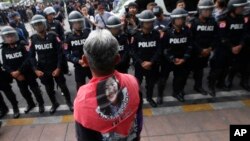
{"left": 96, "top": 76, "right": 129, "bottom": 120}
{"left": 95, "top": 76, "right": 138, "bottom": 141}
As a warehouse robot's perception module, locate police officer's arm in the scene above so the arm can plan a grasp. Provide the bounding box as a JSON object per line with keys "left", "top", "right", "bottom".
{"left": 29, "top": 39, "right": 38, "bottom": 71}
{"left": 184, "top": 30, "right": 193, "bottom": 61}
{"left": 162, "top": 32, "right": 175, "bottom": 62}
{"left": 55, "top": 36, "right": 63, "bottom": 69}
{"left": 130, "top": 35, "right": 143, "bottom": 64}
{"left": 17, "top": 45, "right": 30, "bottom": 73}
{"left": 189, "top": 20, "right": 203, "bottom": 55}
{"left": 121, "top": 36, "right": 131, "bottom": 63}
{"left": 64, "top": 36, "right": 79, "bottom": 64}
{"left": 57, "top": 21, "right": 65, "bottom": 41}
{"left": 211, "top": 22, "right": 220, "bottom": 50}
{"left": 1, "top": 48, "right": 14, "bottom": 73}
{"left": 150, "top": 32, "right": 162, "bottom": 64}
{"left": 241, "top": 22, "right": 248, "bottom": 47}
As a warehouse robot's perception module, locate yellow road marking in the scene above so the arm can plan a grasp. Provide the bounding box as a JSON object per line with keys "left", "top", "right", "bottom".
{"left": 182, "top": 103, "right": 214, "bottom": 112}
{"left": 61, "top": 115, "right": 74, "bottom": 123}
{"left": 143, "top": 108, "right": 153, "bottom": 116}
{"left": 6, "top": 118, "right": 34, "bottom": 126}
{"left": 242, "top": 99, "right": 250, "bottom": 107}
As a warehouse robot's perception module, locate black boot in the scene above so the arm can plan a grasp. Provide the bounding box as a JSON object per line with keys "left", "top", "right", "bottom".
{"left": 146, "top": 98, "right": 158, "bottom": 108}
{"left": 208, "top": 85, "right": 216, "bottom": 97}
{"left": 157, "top": 82, "right": 165, "bottom": 105}
{"left": 50, "top": 103, "right": 59, "bottom": 114}
{"left": 39, "top": 105, "right": 45, "bottom": 114}
{"left": 156, "top": 97, "right": 163, "bottom": 105}
{"left": 0, "top": 108, "right": 9, "bottom": 119}
{"left": 240, "top": 82, "right": 250, "bottom": 91}
{"left": 13, "top": 108, "right": 20, "bottom": 119}
{"left": 24, "top": 103, "right": 36, "bottom": 114}
{"left": 225, "top": 80, "right": 233, "bottom": 91}
{"left": 66, "top": 101, "right": 74, "bottom": 112}
{"left": 173, "top": 92, "right": 185, "bottom": 102}
{"left": 194, "top": 87, "right": 208, "bottom": 95}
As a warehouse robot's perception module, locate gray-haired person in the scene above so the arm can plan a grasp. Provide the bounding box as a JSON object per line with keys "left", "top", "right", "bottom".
{"left": 74, "top": 29, "right": 143, "bottom": 141}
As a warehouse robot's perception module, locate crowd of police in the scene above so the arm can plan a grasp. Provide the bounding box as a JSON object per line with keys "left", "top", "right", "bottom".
{"left": 1, "top": 0, "right": 250, "bottom": 119}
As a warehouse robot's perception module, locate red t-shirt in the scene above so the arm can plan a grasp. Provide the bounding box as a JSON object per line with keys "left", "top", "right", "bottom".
{"left": 74, "top": 70, "right": 140, "bottom": 137}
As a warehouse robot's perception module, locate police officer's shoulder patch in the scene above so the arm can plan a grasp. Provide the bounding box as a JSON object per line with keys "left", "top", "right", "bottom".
{"left": 219, "top": 21, "right": 226, "bottom": 28}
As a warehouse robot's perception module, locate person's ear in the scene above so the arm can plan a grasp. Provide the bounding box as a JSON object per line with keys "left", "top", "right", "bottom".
{"left": 82, "top": 55, "right": 89, "bottom": 67}
{"left": 115, "top": 54, "right": 121, "bottom": 65}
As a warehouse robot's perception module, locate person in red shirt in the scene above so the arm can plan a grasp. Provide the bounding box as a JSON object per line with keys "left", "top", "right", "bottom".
{"left": 74, "top": 29, "right": 142, "bottom": 141}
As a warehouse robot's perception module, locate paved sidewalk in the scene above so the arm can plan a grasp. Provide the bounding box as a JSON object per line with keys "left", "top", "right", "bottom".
{"left": 1, "top": 107, "right": 250, "bottom": 141}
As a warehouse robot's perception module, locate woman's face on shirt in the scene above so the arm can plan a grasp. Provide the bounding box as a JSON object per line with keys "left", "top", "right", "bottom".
{"left": 105, "top": 78, "right": 119, "bottom": 104}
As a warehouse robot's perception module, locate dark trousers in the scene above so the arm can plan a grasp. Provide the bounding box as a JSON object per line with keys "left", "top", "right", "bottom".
{"left": 134, "top": 64, "right": 159, "bottom": 100}
{"left": 62, "top": 55, "right": 70, "bottom": 74}
{"left": 75, "top": 66, "right": 92, "bottom": 90}
{"left": 0, "top": 83, "right": 18, "bottom": 110}
{"left": 0, "top": 92, "right": 8, "bottom": 111}
{"left": 209, "top": 48, "right": 247, "bottom": 88}
{"left": 115, "top": 62, "right": 130, "bottom": 74}
{"left": 189, "top": 56, "right": 209, "bottom": 89}
{"left": 158, "top": 62, "right": 189, "bottom": 96}
{"left": 40, "top": 72, "right": 71, "bottom": 105}
{"left": 16, "top": 73, "right": 44, "bottom": 106}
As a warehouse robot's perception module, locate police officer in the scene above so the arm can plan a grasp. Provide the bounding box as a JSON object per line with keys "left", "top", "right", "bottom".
{"left": 188, "top": 0, "right": 219, "bottom": 96}
{"left": 241, "top": 7, "right": 250, "bottom": 91}
{"left": 131, "top": 10, "right": 161, "bottom": 107}
{"left": 43, "top": 6, "right": 70, "bottom": 76}
{"left": 1, "top": 26, "right": 45, "bottom": 114}
{"left": 209, "top": 0, "right": 248, "bottom": 95}
{"left": 43, "top": 6, "right": 64, "bottom": 40}
{"left": 0, "top": 62, "right": 20, "bottom": 118}
{"left": 153, "top": 6, "right": 171, "bottom": 104}
{"left": 159, "top": 8, "right": 192, "bottom": 102}
{"left": 64, "top": 11, "right": 92, "bottom": 91}
{"left": 29, "top": 15, "right": 73, "bottom": 113}
{"left": 106, "top": 16, "right": 130, "bottom": 73}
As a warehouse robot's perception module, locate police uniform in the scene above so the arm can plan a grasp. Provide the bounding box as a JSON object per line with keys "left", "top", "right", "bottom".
{"left": 131, "top": 29, "right": 161, "bottom": 106}
{"left": 44, "top": 7, "right": 70, "bottom": 75}
{"left": 209, "top": 0, "right": 248, "bottom": 94}
{"left": 30, "top": 14, "right": 73, "bottom": 113}
{"left": 152, "top": 6, "right": 171, "bottom": 104}
{"left": 160, "top": 8, "right": 192, "bottom": 102}
{"left": 114, "top": 34, "right": 130, "bottom": 73}
{"left": 241, "top": 8, "right": 250, "bottom": 91}
{"left": 64, "top": 11, "right": 92, "bottom": 90}
{"left": 131, "top": 10, "right": 161, "bottom": 107}
{"left": 2, "top": 41, "right": 45, "bottom": 113}
{"left": 1, "top": 26, "right": 44, "bottom": 115}
{"left": 0, "top": 62, "right": 20, "bottom": 118}
{"left": 106, "top": 16, "right": 131, "bottom": 73}
{"left": 188, "top": 0, "right": 219, "bottom": 96}
{"left": 64, "top": 29, "right": 92, "bottom": 90}
{"left": 47, "top": 20, "right": 64, "bottom": 41}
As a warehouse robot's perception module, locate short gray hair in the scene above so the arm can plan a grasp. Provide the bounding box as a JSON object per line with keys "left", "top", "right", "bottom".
{"left": 83, "top": 29, "right": 119, "bottom": 73}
